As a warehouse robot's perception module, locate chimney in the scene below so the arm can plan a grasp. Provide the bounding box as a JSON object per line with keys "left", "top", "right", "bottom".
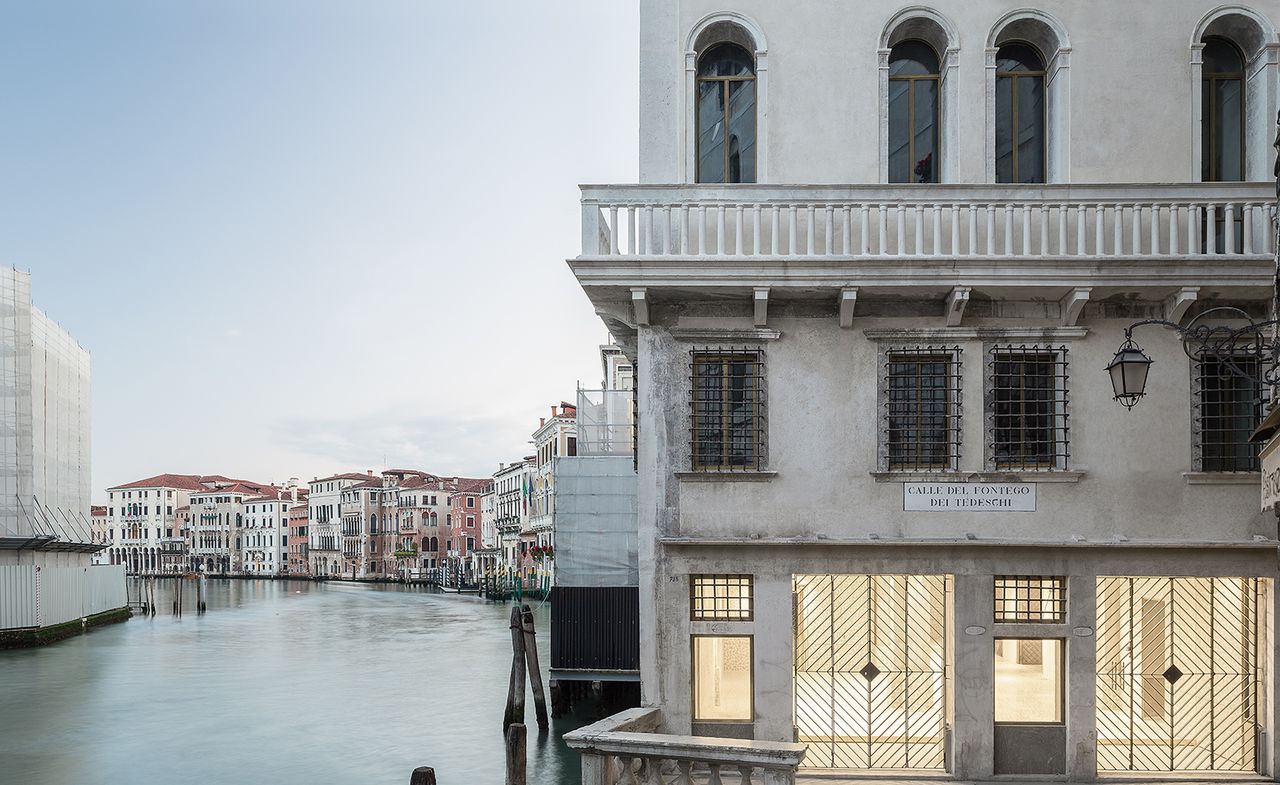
{"left": 550, "top": 405, "right": 557, "bottom": 417}
{"left": 367, "top": 469, "right": 373, "bottom": 476}
{"left": 539, "top": 417, "right": 545, "bottom": 427}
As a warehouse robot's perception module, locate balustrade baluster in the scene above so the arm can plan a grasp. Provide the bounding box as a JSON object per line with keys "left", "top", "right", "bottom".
{"left": 913, "top": 204, "right": 923, "bottom": 255}
{"left": 1058, "top": 205, "right": 1068, "bottom": 255}
{"left": 708, "top": 764, "right": 724, "bottom": 785}
{"left": 752, "top": 204, "right": 762, "bottom": 256}
{"left": 1004, "top": 204, "right": 1014, "bottom": 256}
{"left": 1071, "top": 204, "right": 1082, "bottom": 256}
{"left": 806, "top": 204, "right": 816, "bottom": 255}
{"left": 1113, "top": 203, "right": 1124, "bottom": 256}
{"left": 1038, "top": 204, "right": 1048, "bottom": 256}
{"left": 771, "top": 206, "right": 780, "bottom": 255}
{"left": 896, "top": 204, "right": 906, "bottom": 256}
{"left": 1130, "top": 204, "right": 1142, "bottom": 255}
{"left": 628, "top": 207, "right": 638, "bottom": 255}
{"left": 1224, "top": 203, "right": 1235, "bottom": 255}
{"left": 609, "top": 206, "right": 620, "bottom": 254}
{"left": 1205, "top": 204, "right": 1217, "bottom": 255}
{"left": 788, "top": 205, "right": 798, "bottom": 255}
{"left": 986, "top": 205, "right": 996, "bottom": 256}
{"left": 825, "top": 205, "right": 834, "bottom": 255}
{"left": 735, "top": 206, "right": 744, "bottom": 256}
{"left": 860, "top": 205, "right": 870, "bottom": 256}
{"left": 716, "top": 206, "right": 726, "bottom": 255}
{"left": 1188, "top": 205, "right": 1198, "bottom": 256}
{"left": 968, "top": 205, "right": 977, "bottom": 256}
{"left": 1168, "top": 204, "right": 1178, "bottom": 256}
{"left": 1095, "top": 203, "right": 1105, "bottom": 256}
{"left": 738, "top": 766, "right": 755, "bottom": 785}
{"left": 932, "top": 204, "right": 942, "bottom": 256}
{"left": 1242, "top": 204, "right": 1253, "bottom": 255}
{"left": 1149, "top": 204, "right": 1160, "bottom": 255}
{"left": 950, "top": 204, "right": 960, "bottom": 256}
{"left": 877, "top": 205, "right": 887, "bottom": 256}
{"left": 842, "top": 206, "right": 852, "bottom": 255}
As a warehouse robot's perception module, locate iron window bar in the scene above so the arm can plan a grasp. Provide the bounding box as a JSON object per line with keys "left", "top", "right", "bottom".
{"left": 689, "top": 348, "right": 767, "bottom": 471}
{"left": 884, "top": 346, "right": 962, "bottom": 471}
{"left": 1196, "top": 353, "right": 1263, "bottom": 472}
{"left": 690, "top": 574, "right": 754, "bottom": 621}
{"left": 988, "top": 345, "right": 1070, "bottom": 470}
{"left": 994, "top": 575, "right": 1066, "bottom": 623}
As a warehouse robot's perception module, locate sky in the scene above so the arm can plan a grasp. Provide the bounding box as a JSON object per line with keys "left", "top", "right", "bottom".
{"left": 0, "top": 1, "right": 640, "bottom": 500}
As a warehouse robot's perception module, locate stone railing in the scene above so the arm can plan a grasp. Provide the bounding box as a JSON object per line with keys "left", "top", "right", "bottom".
{"left": 580, "top": 182, "right": 1276, "bottom": 260}
{"left": 563, "top": 707, "right": 807, "bottom": 785}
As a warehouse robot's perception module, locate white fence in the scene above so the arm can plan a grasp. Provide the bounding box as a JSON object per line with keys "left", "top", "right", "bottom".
{"left": 580, "top": 183, "right": 1277, "bottom": 260}
{"left": 0, "top": 563, "right": 127, "bottom": 630}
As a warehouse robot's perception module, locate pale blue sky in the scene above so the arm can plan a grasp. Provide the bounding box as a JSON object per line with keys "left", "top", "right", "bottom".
{"left": 0, "top": 1, "right": 639, "bottom": 499}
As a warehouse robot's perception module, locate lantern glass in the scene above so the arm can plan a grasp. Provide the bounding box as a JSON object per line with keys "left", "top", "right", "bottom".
{"left": 1106, "top": 345, "right": 1152, "bottom": 408}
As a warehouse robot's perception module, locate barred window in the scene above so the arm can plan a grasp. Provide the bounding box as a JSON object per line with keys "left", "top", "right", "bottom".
{"left": 885, "top": 348, "right": 961, "bottom": 470}
{"left": 1196, "top": 355, "right": 1261, "bottom": 472}
{"left": 994, "top": 576, "right": 1066, "bottom": 623}
{"left": 691, "top": 349, "right": 766, "bottom": 471}
{"left": 691, "top": 574, "right": 753, "bottom": 620}
{"left": 989, "top": 346, "right": 1069, "bottom": 470}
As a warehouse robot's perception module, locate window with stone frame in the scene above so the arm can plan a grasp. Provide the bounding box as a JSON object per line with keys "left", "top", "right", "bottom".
{"left": 881, "top": 346, "right": 962, "bottom": 471}
{"left": 1193, "top": 354, "right": 1262, "bottom": 472}
{"left": 690, "top": 348, "right": 766, "bottom": 471}
{"left": 987, "top": 345, "right": 1070, "bottom": 470}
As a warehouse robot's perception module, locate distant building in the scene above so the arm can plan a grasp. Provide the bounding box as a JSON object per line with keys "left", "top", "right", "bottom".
{"left": 189, "top": 480, "right": 274, "bottom": 573}
{"left": 527, "top": 403, "right": 577, "bottom": 590}
{"left": 0, "top": 268, "right": 124, "bottom": 637}
{"left": 491, "top": 458, "right": 533, "bottom": 582}
{"left": 445, "top": 478, "right": 488, "bottom": 585}
{"left": 286, "top": 503, "right": 309, "bottom": 575}
{"left": 307, "top": 472, "right": 371, "bottom": 577}
{"left": 90, "top": 505, "right": 108, "bottom": 565}
{"left": 241, "top": 482, "right": 304, "bottom": 576}
{"left": 104, "top": 474, "right": 206, "bottom": 574}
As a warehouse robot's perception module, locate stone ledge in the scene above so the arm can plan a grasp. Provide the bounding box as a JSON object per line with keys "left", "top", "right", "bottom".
{"left": 870, "top": 471, "right": 1085, "bottom": 484}
{"left": 1184, "top": 471, "right": 1260, "bottom": 485}
{"left": 675, "top": 471, "right": 778, "bottom": 482}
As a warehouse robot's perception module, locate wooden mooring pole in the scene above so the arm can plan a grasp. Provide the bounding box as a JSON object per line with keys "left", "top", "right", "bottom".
{"left": 519, "top": 604, "right": 549, "bottom": 729}
{"left": 505, "top": 723, "right": 526, "bottom": 785}
{"left": 408, "top": 766, "right": 436, "bottom": 785}
{"left": 503, "top": 604, "right": 525, "bottom": 733}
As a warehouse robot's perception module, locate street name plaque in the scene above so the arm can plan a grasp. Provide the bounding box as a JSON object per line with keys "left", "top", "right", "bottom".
{"left": 903, "top": 482, "right": 1035, "bottom": 512}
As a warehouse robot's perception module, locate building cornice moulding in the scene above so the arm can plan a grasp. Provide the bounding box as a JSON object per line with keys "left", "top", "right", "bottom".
{"left": 862, "top": 327, "right": 1088, "bottom": 342}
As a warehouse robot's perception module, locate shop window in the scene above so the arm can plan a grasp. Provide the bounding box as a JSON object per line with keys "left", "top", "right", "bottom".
{"left": 692, "top": 635, "right": 753, "bottom": 722}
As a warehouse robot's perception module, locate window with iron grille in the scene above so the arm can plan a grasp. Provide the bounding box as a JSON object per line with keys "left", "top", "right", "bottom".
{"left": 884, "top": 347, "right": 962, "bottom": 470}
{"left": 690, "top": 349, "right": 766, "bottom": 471}
{"left": 988, "top": 346, "right": 1069, "bottom": 470}
{"left": 1195, "top": 355, "right": 1262, "bottom": 472}
{"left": 691, "top": 574, "right": 753, "bottom": 621}
{"left": 994, "top": 576, "right": 1066, "bottom": 623}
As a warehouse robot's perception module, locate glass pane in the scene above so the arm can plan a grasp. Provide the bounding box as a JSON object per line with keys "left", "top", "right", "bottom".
{"left": 726, "top": 361, "right": 756, "bottom": 466}
{"left": 996, "top": 43, "right": 1044, "bottom": 73}
{"left": 889, "top": 40, "right": 939, "bottom": 76}
{"left": 727, "top": 80, "right": 756, "bottom": 183}
{"left": 1201, "top": 79, "right": 1213, "bottom": 181}
{"left": 1202, "top": 37, "right": 1244, "bottom": 75}
{"left": 912, "top": 79, "right": 938, "bottom": 183}
{"left": 693, "top": 358, "right": 724, "bottom": 467}
{"left": 887, "top": 79, "right": 911, "bottom": 183}
{"left": 693, "top": 636, "right": 752, "bottom": 721}
{"left": 995, "top": 639, "right": 1063, "bottom": 723}
{"left": 1214, "top": 79, "right": 1244, "bottom": 182}
{"left": 697, "top": 42, "right": 754, "bottom": 78}
{"left": 995, "top": 75, "right": 1014, "bottom": 183}
{"left": 1016, "top": 75, "right": 1045, "bottom": 183}
{"left": 697, "top": 81, "right": 726, "bottom": 184}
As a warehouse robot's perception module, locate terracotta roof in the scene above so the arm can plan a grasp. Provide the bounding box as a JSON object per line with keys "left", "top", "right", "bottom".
{"left": 190, "top": 482, "right": 266, "bottom": 497}
{"left": 90, "top": 505, "right": 107, "bottom": 516}
{"left": 349, "top": 479, "right": 384, "bottom": 490}
{"left": 449, "top": 477, "right": 490, "bottom": 493}
{"left": 108, "top": 473, "right": 207, "bottom": 491}
{"left": 311, "top": 472, "right": 375, "bottom": 484}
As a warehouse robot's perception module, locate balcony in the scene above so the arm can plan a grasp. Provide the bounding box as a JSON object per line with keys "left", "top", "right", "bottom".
{"left": 575, "top": 183, "right": 1277, "bottom": 303}
{"left": 564, "top": 707, "right": 805, "bottom": 785}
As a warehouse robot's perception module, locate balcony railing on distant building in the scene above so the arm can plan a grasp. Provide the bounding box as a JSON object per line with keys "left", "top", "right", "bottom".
{"left": 576, "top": 389, "right": 635, "bottom": 457}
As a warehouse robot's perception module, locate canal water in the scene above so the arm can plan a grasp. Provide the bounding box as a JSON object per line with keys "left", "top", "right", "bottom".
{"left": 0, "top": 579, "right": 607, "bottom": 785}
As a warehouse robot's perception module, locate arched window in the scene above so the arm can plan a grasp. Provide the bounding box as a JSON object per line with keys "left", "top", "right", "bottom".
{"left": 1201, "top": 36, "right": 1245, "bottom": 182}
{"left": 369, "top": 514, "right": 376, "bottom": 534}
{"left": 995, "top": 43, "right": 1046, "bottom": 183}
{"left": 888, "top": 41, "right": 940, "bottom": 183}
{"left": 696, "top": 42, "right": 756, "bottom": 183}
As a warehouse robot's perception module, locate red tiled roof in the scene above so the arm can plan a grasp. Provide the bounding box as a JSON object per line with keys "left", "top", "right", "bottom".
{"left": 311, "top": 472, "right": 376, "bottom": 484}
{"left": 108, "top": 473, "right": 207, "bottom": 491}
{"left": 90, "top": 505, "right": 107, "bottom": 516}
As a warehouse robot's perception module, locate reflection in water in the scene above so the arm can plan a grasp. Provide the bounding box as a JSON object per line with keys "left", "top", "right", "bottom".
{"left": 0, "top": 579, "right": 600, "bottom": 785}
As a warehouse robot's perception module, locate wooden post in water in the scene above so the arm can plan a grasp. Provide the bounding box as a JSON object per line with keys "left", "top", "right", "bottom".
{"left": 408, "top": 766, "right": 436, "bottom": 785}
{"left": 505, "top": 723, "right": 526, "bottom": 785}
{"left": 519, "top": 604, "right": 549, "bottom": 729}
{"left": 503, "top": 604, "right": 526, "bottom": 732}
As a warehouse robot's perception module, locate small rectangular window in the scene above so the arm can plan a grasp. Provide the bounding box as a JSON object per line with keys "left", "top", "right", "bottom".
{"left": 885, "top": 348, "right": 962, "bottom": 470}
{"left": 1195, "top": 355, "right": 1261, "bottom": 472}
{"left": 994, "top": 576, "right": 1065, "bottom": 623}
{"left": 989, "top": 346, "right": 1069, "bottom": 470}
{"left": 691, "top": 574, "right": 753, "bottom": 621}
{"left": 690, "top": 349, "right": 766, "bottom": 471}
{"left": 692, "top": 635, "right": 753, "bottom": 722}
{"left": 994, "top": 638, "right": 1063, "bottom": 724}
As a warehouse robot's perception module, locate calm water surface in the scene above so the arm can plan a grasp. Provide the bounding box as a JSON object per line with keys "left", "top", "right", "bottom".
{"left": 0, "top": 579, "right": 594, "bottom": 785}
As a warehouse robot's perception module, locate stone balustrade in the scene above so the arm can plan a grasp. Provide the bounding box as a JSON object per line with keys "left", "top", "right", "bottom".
{"left": 580, "top": 183, "right": 1276, "bottom": 260}
{"left": 564, "top": 707, "right": 807, "bottom": 785}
